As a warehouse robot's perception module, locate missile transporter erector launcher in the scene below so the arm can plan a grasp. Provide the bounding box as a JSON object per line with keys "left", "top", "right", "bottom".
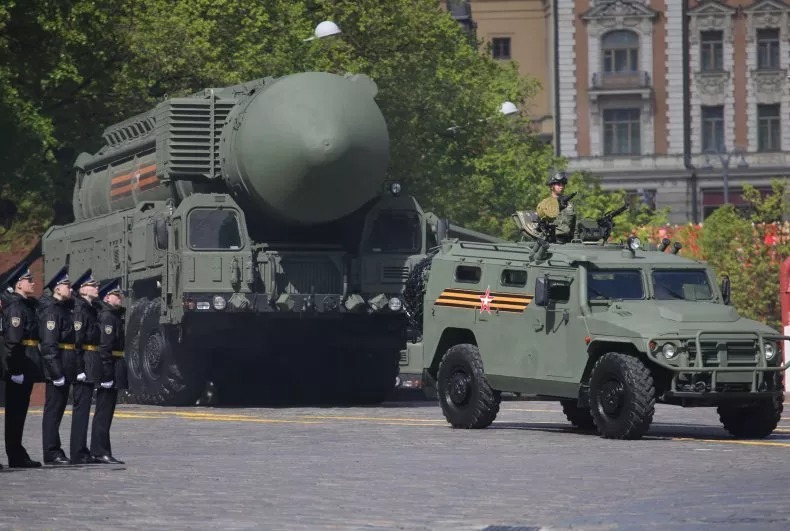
{"left": 43, "top": 71, "right": 439, "bottom": 405}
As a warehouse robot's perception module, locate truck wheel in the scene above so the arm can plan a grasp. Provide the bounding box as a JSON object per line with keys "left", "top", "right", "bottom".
{"left": 589, "top": 353, "right": 655, "bottom": 439}
{"left": 437, "top": 344, "right": 499, "bottom": 429}
{"left": 124, "top": 296, "right": 149, "bottom": 391}
{"left": 132, "top": 299, "right": 208, "bottom": 406}
{"left": 718, "top": 396, "right": 783, "bottom": 439}
{"left": 561, "top": 399, "right": 596, "bottom": 429}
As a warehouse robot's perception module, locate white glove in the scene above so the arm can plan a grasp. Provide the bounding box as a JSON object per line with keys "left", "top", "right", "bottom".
{"left": 10, "top": 374, "right": 24, "bottom": 385}
{"left": 53, "top": 376, "right": 66, "bottom": 387}
{"left": 100, "top": 381, "right": 114, "bottom": 389}
{"left": 77, "top": 372, "right": 87, "bottom": 382}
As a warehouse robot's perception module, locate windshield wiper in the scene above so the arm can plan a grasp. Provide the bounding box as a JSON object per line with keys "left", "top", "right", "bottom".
{"left": 655, "top": 286, "right": 685, "bottom": 300}
{"left": 588, "top": 286, "right": 612, "bottom": 301}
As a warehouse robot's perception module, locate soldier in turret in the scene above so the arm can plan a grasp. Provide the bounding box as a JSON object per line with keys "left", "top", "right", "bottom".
{"left": 91, "top": 278, "right": 128, "bottom": 464}
{"left": 39, "top": 265, "right": 75, "bottom": 465}
{"left": 1, "top": 262, "right": 43, "bottom": 468}
{"left": 536, "top": 170, "right": 577, "bottom": 243}
{"left": 70, "top": 269, "right": 101, "bottom": 464}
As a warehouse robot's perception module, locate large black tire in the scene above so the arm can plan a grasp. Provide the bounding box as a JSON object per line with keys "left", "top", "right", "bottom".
{"left": 128, "top": 299, "right": 208, "bottom": 406}
{"left": 561, "top": 399, "right": 596, "bottom": 429}
{"left": 122, "top": 296, "right": 149, "bottom": 402}
{"left": 437, "top": 344, "right": 499, "bottom": 429}
{"left": 718, "top": 396, "right": 784, "bottom": 439}
{"left": 589, "top": 353, "right": 656, "bottom": 440}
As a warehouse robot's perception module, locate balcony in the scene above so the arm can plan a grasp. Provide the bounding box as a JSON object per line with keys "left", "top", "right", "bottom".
{"left": 589, "top": 71, "right": 652, "bottom": 103}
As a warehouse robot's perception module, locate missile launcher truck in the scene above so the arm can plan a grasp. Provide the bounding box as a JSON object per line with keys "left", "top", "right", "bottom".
{"left": 41, "top": 71, "right": 499, "bottom": 405}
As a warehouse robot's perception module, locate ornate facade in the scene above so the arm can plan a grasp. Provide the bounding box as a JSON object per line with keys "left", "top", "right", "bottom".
{"left": 557, "top": 0, "right": 790, "bottom": 223}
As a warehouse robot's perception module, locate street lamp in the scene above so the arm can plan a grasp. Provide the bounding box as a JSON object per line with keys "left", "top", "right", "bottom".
{"left": 702, "top": 147, "right": 749, "bottom": 205}
{"left": 303, "top": 20, "right": 342, "bottom": 41}
{"left": 443, "top": 101, "right": 519, "bottom": 135}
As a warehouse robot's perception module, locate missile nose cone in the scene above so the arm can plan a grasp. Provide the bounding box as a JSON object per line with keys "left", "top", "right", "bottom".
{"left": 222, "top": 72, "right": 389, "bottom": 225}
{"left": 304, "top": 127, "right": 349, "bottom": 166}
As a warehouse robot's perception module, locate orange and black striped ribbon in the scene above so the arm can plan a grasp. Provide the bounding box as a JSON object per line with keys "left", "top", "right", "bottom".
{"left": 110, "top": 164, "right": 159, "bottom": 199}
{"left": 434, "top": 288, "right": 533, "bottom": 313}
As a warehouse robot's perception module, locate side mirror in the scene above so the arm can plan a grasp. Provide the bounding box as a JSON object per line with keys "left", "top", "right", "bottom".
{"left": 534, "top": 276, "right": 549, "bottom": 307}
{"left": 436, "top": 218, "right": 449, "bottom": 242}
{"left": 154, "top": 218, "right": 169, "bottom": 250}
{"left": 720, "top": 275, "right": 731, "bottom": 305}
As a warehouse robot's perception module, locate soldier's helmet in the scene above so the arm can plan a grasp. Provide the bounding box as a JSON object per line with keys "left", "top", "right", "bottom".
{"left": 546, "top": 170, "right": 569, "bottom": 186}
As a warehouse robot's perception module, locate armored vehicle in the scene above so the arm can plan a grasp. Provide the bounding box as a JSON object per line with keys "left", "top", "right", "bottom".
{"left": 401, "top": 213, "right": 788, "bottom": 439}
{"left": 41, "top": 71, "right": 499, "bottom": 405}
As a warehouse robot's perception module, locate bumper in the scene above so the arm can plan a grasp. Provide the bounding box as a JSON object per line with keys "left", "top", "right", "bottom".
{"left": 646, "top": 330, "right": 790, "bottom": 395}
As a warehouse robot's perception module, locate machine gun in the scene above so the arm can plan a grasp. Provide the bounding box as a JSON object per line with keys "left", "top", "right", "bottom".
{"left": 574, "top": 202, "right": 629, "bottom": 243}
{"left": 558, "top": 192, "right": 577, "bottom": 211}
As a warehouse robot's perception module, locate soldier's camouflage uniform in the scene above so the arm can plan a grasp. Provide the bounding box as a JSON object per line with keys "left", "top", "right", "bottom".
{"left": 536, "top": 196, "right": 576, "bottom": 242}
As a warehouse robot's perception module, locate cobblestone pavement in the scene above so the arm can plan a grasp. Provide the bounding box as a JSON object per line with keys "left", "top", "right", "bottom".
{"left": 1, "top": 397, "right": 788, "bottom": 530}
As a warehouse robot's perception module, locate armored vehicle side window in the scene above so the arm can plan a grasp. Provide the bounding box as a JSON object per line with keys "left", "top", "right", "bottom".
{"left": 549, "top": 282, "right": 570, "bottom": 303}
{"left": 501, "top": 269, "right": 527, "bottom": 287}
{"left": 587, "top": 269, "right": 644, "bottom": 300}
{"left": 652, "top": 270, "right": 713, "bottom": 301}
{"left": 188, "top": 209, "right": 242, "bottom": 250}
{"left": 365, "top": 211, "right": 421, "bottom": 253}
{"left": 455, "top": 265, "right": 481, "bottom": 284}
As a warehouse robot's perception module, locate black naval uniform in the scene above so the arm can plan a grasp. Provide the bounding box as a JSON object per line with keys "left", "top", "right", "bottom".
{"left": 2, "top": 292, "right": 45, "bottom": 466}
{"left": 91, "top": 300, "right": 128, "bottom": 462}
{"left": 39, "top": 294, "right": 77, "bottom": 464}
{"left": 71, "top": 294, "right": 100, "bottom": 463}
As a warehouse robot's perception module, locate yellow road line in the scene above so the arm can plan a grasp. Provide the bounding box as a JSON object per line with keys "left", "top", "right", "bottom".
{"left": 672, "top": 437, "right": 790, "bottom": 448}
{"left": 301, "top": 415, "right": 443, "bottom": 423}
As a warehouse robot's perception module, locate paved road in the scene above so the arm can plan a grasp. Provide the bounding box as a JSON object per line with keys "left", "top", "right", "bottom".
{"left": 1, "top": 397, "right": 789, "bottom": 530}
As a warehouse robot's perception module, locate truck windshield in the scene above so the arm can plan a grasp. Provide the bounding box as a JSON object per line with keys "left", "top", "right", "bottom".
{"left": 652, "top": 270, "right": 713, "bottom": 300}
{"left": 587, "top": 269, "right": 644, "bottom": 300}
{"left": 188, "top": 209, "right": 242, "bottom": 250}
{"left": 365, "top": 211, "right": 421, "bottom": 253}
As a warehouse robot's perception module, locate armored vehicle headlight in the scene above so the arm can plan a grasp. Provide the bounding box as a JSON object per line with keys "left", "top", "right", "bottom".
{"left": 628, "top": 237, "right": 641, "bottom": 250}
{"left": 389, "top": 182, "right": 402, "bottom": 196}
{"left": 388, "top": 297, "right": 402, "bottom": 311}
{"left": 764, "top": 342, "right": 776, "bottom": 361}
{"left": 662, "top": 342, "right": 677, "bottom": 359}
{"left": 213, "top": 295, "right": 227, "bottom": 310}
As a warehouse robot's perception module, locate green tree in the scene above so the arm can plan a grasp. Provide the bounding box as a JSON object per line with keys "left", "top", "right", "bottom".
{"left": 699, "top": 180, "right": 790, "bottom": 329}
{"left": 0, "top": 0, "right": 138, "bottom": 243}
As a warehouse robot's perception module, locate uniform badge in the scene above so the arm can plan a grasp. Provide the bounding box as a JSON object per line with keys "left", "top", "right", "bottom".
{"left": 46, "top": 320, "right": 56, "bottom": 331}
{"left": 74, "top": 321, "right": 82, "bottom": 331}
{"left": 104, "top": 325, "right": 113, "bottom": 335}
{"left": 11, "top": 317, "right": 20, "bottom": 327}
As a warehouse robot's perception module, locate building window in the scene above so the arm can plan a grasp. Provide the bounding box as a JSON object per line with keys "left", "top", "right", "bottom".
{"left": 700, "top": 30, "right": 723, "bottom": 71}
{"left": 701, "top": 106, "right": 724, "bottom": 152}
{"left": 757, "top": 28, "right": 780, "bottom": 70}
{"left": 626, "top": 189, "right": 657, "bottom": 212}
{"left": 602, "top": 30, "right": 639, "bottom": 73}
{"left": 758, "top": 104, "right": 781, "bottom": 152}
{"left": 603, "top": 109, "right": 641, "bottom": 155}
{"left": 492, "top": 37, "right": 511, "bottom": 60}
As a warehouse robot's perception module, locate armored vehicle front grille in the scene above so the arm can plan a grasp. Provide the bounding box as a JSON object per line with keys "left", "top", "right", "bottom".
{"left": 279, "top": 259, "right": 342, "bottom": 295}
{"left": 382, "top": 266, "right": 410, "bottom": 282}
{"left": 688, "top": 340, "right": 757, "bottom": 366}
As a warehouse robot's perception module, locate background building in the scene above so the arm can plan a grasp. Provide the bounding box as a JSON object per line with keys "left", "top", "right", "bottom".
{"left": 451, "top": 1, "right": 556, "bottom": 141}
{"left": 558, "top": 0, "right": 790, "bottom": 223}
{"left": 453, "top": 0, "right": 790, "bottom": 223}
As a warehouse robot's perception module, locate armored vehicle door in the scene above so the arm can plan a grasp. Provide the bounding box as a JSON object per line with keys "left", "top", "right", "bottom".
{"left": 525, "top": 268, "right": 580, "bottom": 381}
